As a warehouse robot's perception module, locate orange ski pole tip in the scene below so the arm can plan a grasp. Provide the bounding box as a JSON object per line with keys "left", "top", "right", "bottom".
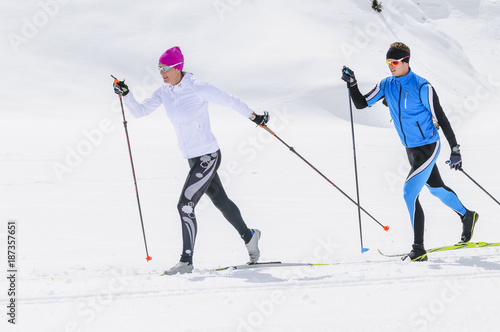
{"left": 146, "top": 256, "right": 152, "bottom": 262}
{"left": 383, "top": 226, "right": 389, "bottom": 231}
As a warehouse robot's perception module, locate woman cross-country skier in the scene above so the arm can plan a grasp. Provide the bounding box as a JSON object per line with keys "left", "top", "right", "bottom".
{"left": 341, "top": 42, "right": 479, "bottom": 261}
{"left": 113, "top": 46, "right": 269, "bottom": 274}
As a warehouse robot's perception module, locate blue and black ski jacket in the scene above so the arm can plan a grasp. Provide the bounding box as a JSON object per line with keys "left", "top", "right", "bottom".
{"left": 349, "top": 69, "right": 457, "bottom": 149}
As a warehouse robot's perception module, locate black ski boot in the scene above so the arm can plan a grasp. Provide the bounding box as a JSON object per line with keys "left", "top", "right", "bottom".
{"left": 461, "top": 210, "right": 479, "bottom": 243}
{"left": 404, "top": 244, "right": 428, "bottom": 262}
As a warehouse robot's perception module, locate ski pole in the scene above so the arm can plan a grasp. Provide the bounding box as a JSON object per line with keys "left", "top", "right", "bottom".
{"left": 458, "top": 167, "right": 500, "bottom": 206}
{"left": 259, "top": 125, "right": 389, "bottom": 231}
{"left": 347, "top": 90, "right": 369, "bottom": 253}
{"left": 112, "top": 75, "right": 152, "bottom": 262}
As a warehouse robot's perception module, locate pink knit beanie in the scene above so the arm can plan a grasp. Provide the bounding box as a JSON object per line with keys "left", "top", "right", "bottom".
{"left": 159, "top": 46, "right": 184, "bottom": 71}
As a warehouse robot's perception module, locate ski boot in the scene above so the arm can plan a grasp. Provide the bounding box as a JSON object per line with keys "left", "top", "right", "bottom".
{"left": 404, "top": 244, "right": 428, "bottom": 262}
{"left": 461, "top": 210, "right": 479, "bottom": 243}
{"left": 163, "top": 261, "right": 194, "bottom": 275}
{"left": 245, "top": 229, "right": 261, "bottom": 264}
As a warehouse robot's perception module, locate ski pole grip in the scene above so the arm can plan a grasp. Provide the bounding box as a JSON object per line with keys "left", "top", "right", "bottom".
{"left": 111, "top": 74, "right": 123, "bottom": 98}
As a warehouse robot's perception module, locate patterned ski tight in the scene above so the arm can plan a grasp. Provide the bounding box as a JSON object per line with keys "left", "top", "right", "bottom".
{"left": 177, "top": 150, "right": 250, "bottom": 263}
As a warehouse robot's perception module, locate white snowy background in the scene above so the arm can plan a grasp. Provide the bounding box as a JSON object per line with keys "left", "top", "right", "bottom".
{"left": 1, "top": 0, "right": 500, "bottom": 331}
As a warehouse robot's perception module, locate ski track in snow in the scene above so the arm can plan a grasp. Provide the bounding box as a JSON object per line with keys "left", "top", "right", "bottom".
{"left": 9, "top": 252, "right": 500, "bottom": 306}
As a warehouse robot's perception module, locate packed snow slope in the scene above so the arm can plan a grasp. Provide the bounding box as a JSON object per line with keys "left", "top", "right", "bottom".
{"left": 1, "top": 0, "right": 500, "bottom": 331}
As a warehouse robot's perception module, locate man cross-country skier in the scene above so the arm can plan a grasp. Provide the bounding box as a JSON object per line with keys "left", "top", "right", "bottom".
{"left": 113, "top": 46, "right": 269, "bottom": 274}
{"left": 341, "top": 42, "right": 479, "bottom": 261}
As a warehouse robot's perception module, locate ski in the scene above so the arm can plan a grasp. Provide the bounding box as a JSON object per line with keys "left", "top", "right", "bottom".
{"left": 210, "top": 261, "right": 335, "bottom": 271}
{"left": 377, "top": 249, "right": 407, "bottom": 258}
{"left": 378, "top": 241, "right": 500, "bottom": 260}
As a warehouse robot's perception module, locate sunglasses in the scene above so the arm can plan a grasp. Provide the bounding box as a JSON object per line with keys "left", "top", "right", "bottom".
{"left": 158, "top": 62, "right": 183, "bottom": 72}
{"left": 386, "top": 56, "right": 409, "bottom": 66}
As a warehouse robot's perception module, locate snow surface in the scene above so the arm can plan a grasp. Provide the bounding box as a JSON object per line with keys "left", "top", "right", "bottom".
{"left": 2, "top": 0, "right": 500, "bottom": 331}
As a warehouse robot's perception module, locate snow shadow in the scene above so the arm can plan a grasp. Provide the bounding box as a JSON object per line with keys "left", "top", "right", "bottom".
{"left": 455, "top": 256, "right": 500, "bottom": 271}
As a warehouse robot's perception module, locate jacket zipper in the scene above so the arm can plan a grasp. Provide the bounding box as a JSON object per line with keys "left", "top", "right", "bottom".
{"left": 416, "top": 121, "right": 425, "bottom": 139}
{"left": 398, "top": 87, "right": 407, "bottom": 146}
{"left": 174, "top": 89, "right": 187, "bottom": 153}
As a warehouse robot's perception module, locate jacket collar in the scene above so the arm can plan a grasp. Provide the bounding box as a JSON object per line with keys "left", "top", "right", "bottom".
{"left": 394, "top": 68, "right": 414, "bottom": 84}
{"left": 166, "top": 72, "right": 193, "bottom": 91}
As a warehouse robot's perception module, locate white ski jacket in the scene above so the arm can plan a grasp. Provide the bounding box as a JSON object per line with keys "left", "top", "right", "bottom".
{"left": 123, "top": 73, "right": 253, "bottom": 159}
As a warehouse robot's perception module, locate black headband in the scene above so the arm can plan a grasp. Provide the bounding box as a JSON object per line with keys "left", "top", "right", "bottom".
{"left": 386, "top": 48, "right": 410, "bottom": 62}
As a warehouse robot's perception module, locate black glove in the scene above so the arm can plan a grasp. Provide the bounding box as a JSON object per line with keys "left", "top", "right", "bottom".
{"left": 113, "top": 80, "right": 129, "bottom": 96}
{"left": 449, "top": 145, "right": 462, "bottom": 170}
{"left": 251, "top": 111, "right": 270, "bottom": 126}
{"left": 341, "top": 66, "right": 357, "bottom": 87}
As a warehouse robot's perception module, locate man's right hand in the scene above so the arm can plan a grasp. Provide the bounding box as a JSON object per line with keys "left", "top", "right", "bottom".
{"left": 341, "top": 66, "right": 357, "bottom": 87}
